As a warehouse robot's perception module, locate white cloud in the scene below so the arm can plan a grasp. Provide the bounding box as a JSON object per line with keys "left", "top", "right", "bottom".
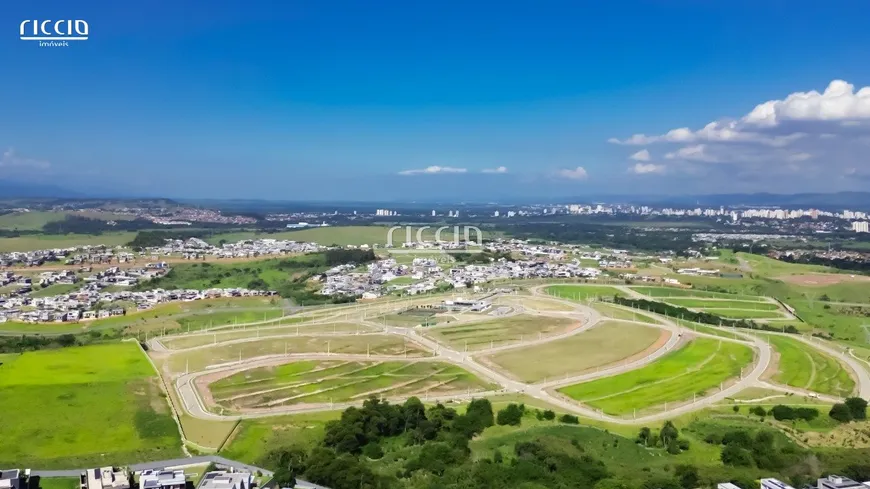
{"left": 608, "top": 80, "right": 870, "bottom": 186}
{"left": 629, "top": 149, "right": 650, "bottom": 161}
{"left": 629, "top": 163, "right": 666, "bottom": 174}
{"left": 481, "top": 166, "right": 508, "bottom": 174}
{"left": 1, "top": 148, "right": 50, "bottom": 169}
{"left": 743, "top": 80, "right": 870, "bottom": 127}
{"left": 398, "top": 166, "right": 468, "bottom": 175}
{"left": 556, "top": 166, "right": 588, "bottom": 180}
{"left": 665, "top": 144, "right": 719, "bottom": 163}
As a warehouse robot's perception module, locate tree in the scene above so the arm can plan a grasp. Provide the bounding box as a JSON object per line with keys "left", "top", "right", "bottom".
{"left": 749, "top": 406, "right": 767, "bottom": 417}
{"left": 770, "top": 405, "right": 796, "bottom": 421}
{"left": 265, "top": 447, "right": 306, "bottom": 489}
{"left": 560, "top": 414, "right": 580, "bottom": 424}
{"left": 636, "top": 427, "right": 652, "bottom": 446}
{"left": 795, "top": 407, "right": 819, "bottom": 421}
{"left": 542, "top": 409, "right": 556, "bottom": 420}
{"left": 846, "top": 397, "right": 868, "bottom": 420}
{"left": 660, "top": 420, "right": 679, "bottom": 446}
{"left": 496, "top": 404, "right": 524, "bottom": 426}
{"left": 466, "top": 398, "right": 495, "bottom": 429}
{"left": 362, "top": 443, "right": 384, "bottom": 460}
{"left": 674, "top": 465, "right": 699, "bottom": 489}
{"left": 721, "top": 444, "right": 754, "bottom": 467}
{"left": 830, "top": 403, "right": 853, "bottom": 423}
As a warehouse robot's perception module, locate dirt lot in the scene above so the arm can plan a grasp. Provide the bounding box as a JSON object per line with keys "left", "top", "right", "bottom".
{"left": 778, "top": 273, "right": 870, "bottom": 287}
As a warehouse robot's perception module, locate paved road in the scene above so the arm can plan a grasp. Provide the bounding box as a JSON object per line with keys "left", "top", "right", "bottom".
{"left": 163, "top": 284, "right": 870, "bottom": 426}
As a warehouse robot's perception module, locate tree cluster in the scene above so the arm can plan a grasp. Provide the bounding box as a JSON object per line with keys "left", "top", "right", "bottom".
{"left": 706, "top": 429, "right": 803, "bottom": 471}
{"left": 830, "top": 397, "right": 868, "bottom": 423}
{"left": 635, "top": 421, "right": 690, "bottom": 454}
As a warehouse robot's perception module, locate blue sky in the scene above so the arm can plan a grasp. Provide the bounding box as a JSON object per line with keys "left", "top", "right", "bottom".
{"left": 3, "top": 1, "right": 870, "bottom": 201}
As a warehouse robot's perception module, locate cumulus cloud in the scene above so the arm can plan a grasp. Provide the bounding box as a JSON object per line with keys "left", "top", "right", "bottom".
{"left": 608, "top": 80, "right": 870, "bottom": 189}
{"left": 1, "top": 148, "right": 50, "bottom": 169}
{"left": 742, "top": 80, "right": 870, "bottom": 127}
{"left": 629, "top": 149, "right": 650, "bottom": 161}
{"left": 629, "top": 163, "right": 666, "bottom": 174}
{"left": 398, "top": 166, "right": 467, "bottom": 175}
{"left": 481, "top": 166, "right": 508, "bottom": 174}
{"left": 556, "top": 166, "right": 588, "bottom": 180}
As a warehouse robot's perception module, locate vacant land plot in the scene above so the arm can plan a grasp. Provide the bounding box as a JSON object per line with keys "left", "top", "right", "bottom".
{"left": 699, "top": 308, "right": 786, "bottom": 320}
{"left": 764, "top": 335, "right": 855, "bottom": 397}
{"left": 0, "top": 343, "right": 181, "bottom": 468}
{"left": 664, "top": 298, "right": 779, "bottom": 310}
{"left": 779, "top": 273, "right": 870, "bottom": 287}
{"left": 207, "top": 226, "right": 437, "bottom": 247}
{"left": 674, "top": 319, "right": 745, "bottom": 341}
{"left": 590, "top": 303, "right": 660, "bottom": 324}
{"left": 481, "top": 321, "right": 666, "bottom": 383}
{"left": 425, "top": 315, "right": 577, "bottom": 351}
{"left": 558, "top": 337, "right": 754, "bottom": 415}
{"left": 207, "top": 360, "right": 493, "bottom": 411}
{"left": 167, "top": 334, "right": 427, "bottom": 373}
{"left": 545, "top": 285, "right": 624, "bottom": 301}
{"left": 0, "top": 232, "right": 138, "bottom": 253}
{"left": 161, "top": 322, "right": 375, "bottom": 350}
{"left": 506, "top": 296, "right": 576, "bottom": 312}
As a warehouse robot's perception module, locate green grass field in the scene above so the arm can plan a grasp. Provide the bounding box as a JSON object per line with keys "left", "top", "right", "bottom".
{"left": 698, "top": 308, "right": 786, "bottom": 319}
{"left": 630, "top": 286, "right": 757, "bottom": 299}
{"left": 167, "top": 334, "right": 427, "bottom": 373}
{"left": 425, "top": 314, "right": 577, "bottom": 351}
{"left": 558, "top": 337, "right": 754, "bottom": 415}
{"left": 674, "top": 319, "right": 746, "bottom": 341}
{"left": 544, "top": 285, "right": 625, "bottom": 301}
{"left": 0, "top": 343, "right": 181, "bottom": 467}
{"left": 220, "top": 411, "right": 340, "bottom": 464}
{"left": 664, "top": 298, "right": 780, "bottom": 310}
{"left": 208, "top": 360, "right": 494, "bottom": 411}
{"left": 0, "top": 211, "right": 71, "bottom": 230}
{"left": 0, "top": 232, "right": 138, "bottom": 252}
{"left": 764, "top": 334, "right": 855, "bottom": 397}
{"left": 482, "top": 321, "right": 664, "bottom": 383}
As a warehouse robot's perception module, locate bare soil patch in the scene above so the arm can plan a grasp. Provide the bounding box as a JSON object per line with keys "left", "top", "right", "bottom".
{"left": 779, "top": 273, "right": 870, "bottom": 287}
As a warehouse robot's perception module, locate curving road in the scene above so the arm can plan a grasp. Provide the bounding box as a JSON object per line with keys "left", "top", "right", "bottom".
{"left": 158, "top": 283, "right": 870, "bottom": 426}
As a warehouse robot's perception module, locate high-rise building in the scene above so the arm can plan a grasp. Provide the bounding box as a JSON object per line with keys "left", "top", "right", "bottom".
{"left": 852, "top": 221, "right": 869, "bottom": 233}
{"left": 493, "top": 210, "right": 499, "bottom": 217}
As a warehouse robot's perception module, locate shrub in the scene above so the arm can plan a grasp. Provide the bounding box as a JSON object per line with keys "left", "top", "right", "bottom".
{"left": 749, "top": 406, "right": 767, "bottom": 417}
{"left": 846, "top": 397, "right": 868, "bottom": 420}
{"left": 830, "top": 403, "right": 853, "bottom": 423}
{"left": 542, "top": 410, "right": 556, "bottom": 420}
{"left": 496, "top": 404, "right": 523, "bottom": 426}
{"left": 362, "top": 443, "right": 383, "bottom": 460}
{"left": 560, "top": 414, "right": 580, "bottom": 424}
{"left": 770, "top": 405, "right": 796, "bottom": 421}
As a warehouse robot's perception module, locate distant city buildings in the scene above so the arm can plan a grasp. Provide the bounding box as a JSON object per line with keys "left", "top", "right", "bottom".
{"left": 852, "top": 221, "right": 869, "bottom": 233}
{"left": 375, "top": 209, "right": 397, "bottom": 216}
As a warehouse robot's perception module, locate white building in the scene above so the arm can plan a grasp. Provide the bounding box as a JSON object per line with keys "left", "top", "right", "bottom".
{"left": 82, "top": 468, "right": 130, "bottom": 489}
{"left": 0, "top": 470, "right": 20, "bottom": 489}
{"left": 139, "top": 470, "right": 186, "bottom": 489}
{"left": 817, "top": 475, "right": 870, "bottom": 489}
{"left": 716, "top": 483, "right": 742, "bottom": 489}
{"left": 760, "top": 478, "right": 795, "bottom": 489}
{"left": 852, "top": 221, "right": 869, "bottom": 233}
{"left": 197, "top": 471, "right": 253, "bottom": 489}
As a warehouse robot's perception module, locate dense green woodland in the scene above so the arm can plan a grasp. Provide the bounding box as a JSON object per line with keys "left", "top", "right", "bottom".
{"left": 253, "top": 397, "right": 870, "bottom": 489}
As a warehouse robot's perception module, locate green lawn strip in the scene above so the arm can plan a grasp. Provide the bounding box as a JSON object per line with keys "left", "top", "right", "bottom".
{"left": 559, "top": 338, "right": 753, "bottom": 415}
{"left": 0, "top": 343, "right": 181, "bottom": 467}
{"left": 0, "top": 232, "right": 138, "bottom": 252}
{"left": 160, "top": 321, "right": 359, "bottom": 350}
{"left": 673, "top": 319, "right": 745, "bottom": 341}
{"left": 630, "top": 286, "right": 756, "bottom": 299}
{"left": 665, "top": 298, "right": 780, "bottom": 310}
{"left": 698, "top": 308, "right": 786, "bottom": 319}
{"left": 220, "top": 411, "right": 339, "bottom": 464}
{"left": 764, "top": 335, "right": 856, "bottom": 397}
